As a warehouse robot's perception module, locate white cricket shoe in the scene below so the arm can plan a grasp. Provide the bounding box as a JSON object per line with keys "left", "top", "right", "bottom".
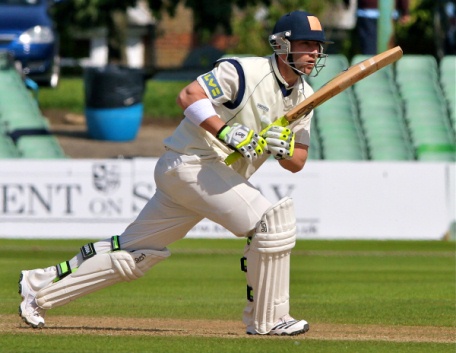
{"left": 18, "top": 271, "right": 46, "bottom": 328}
{"left": 246, "top": 315, "right": 309, "bottom": 336}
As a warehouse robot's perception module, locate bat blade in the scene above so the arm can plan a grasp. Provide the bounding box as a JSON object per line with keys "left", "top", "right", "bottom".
{"left": 225, "top": 46, "right": 403, "bottom": 165}
{"left": 284, "top": 46, "right": 403, "bottom": 123}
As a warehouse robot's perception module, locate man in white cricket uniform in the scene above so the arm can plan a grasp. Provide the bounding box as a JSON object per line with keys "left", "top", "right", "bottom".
{"left": 18, "top": 10, "right": 331, "bottom": 336}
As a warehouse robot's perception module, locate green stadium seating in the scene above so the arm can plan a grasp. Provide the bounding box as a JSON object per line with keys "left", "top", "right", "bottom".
{"left": 0, "top": 134, "right": 20, "bottom": 158}
{"left": 440, "top": 55, "right": 456, "bottom": 131}
{"left": 396, "top": 55, "right": 439, "bottom": 79}
{"left": 323, "top": 142, "right": 367, "bottom": 160}
{"left": 392, "top": 54, "right": 456, "bottom": 161}
{"left": 308, "top": 124, "right": 322, "bottom": 160}
{"left": 369, "top": 145, "right": 414, "bottom": 161}
{"left": 309, "top": 54, "right": 349, "bottom": 89}
{"left": 0, "top": 52, "right": 66, "bottom": 159}
{"left": 349, "top": 53, "right": 414, "bottom": 161}
{"left": 416, "top": 144, "right": 455, "bottom": 162}
{"left": 16, "top": 135, "right": 66, "bottom": 159}
{"left": 309, "top": 55, "right": 368, "bottom": 161}
{"left": 1, "top": 50, "right": 453, "bottom": 163}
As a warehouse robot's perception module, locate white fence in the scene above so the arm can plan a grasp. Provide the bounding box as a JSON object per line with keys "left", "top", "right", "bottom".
{"left": 0, "top": 159, "right": 454, "bottom": 240}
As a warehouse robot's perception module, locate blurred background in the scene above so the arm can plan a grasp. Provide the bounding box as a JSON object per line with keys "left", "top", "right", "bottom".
{"left": 0, "top": 0, "right": 455, "bottom": 162}
{"left": 0, "top": 0, "right": 454, "bottom": 240}
{"left": 52, "top": 0, "right": 455, "bottom": 77}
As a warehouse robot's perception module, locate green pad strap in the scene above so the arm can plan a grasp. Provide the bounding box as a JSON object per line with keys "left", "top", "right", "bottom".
{"left": 55, "top": 261, "right": 71, "bottom": 281}
{"left": 80, "top": 243, "right": 96, "bottom": 260}
{"left": 111, "top": 235, "right": 121, "bottom": 251}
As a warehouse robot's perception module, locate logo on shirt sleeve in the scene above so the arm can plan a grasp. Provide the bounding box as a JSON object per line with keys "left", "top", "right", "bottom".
{"left": 202, "top": 72, "right": 223, "bottom": 99}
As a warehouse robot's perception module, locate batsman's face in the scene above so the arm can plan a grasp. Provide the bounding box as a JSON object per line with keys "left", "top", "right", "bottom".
{"left": 290, "top": 41, "right": 322, "bottom": 75}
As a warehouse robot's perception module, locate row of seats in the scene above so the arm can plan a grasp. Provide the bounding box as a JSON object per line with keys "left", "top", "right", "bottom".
{"left": 309, "top": 54, "right": 368, "bottom": 161}
{"left": 0, "top": 51, "right": 453, "bottom": 161}
{"left": 0, "top": 52, "right": 66, "bottom": 159}
{"left": 308, "top": 54, "right": 455, "bottom": 162}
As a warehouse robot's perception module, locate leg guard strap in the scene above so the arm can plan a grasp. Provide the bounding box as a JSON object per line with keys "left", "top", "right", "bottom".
{"left": 55, "top": 236, "right": 123, "bottom": 282}
{"left": 56, "top": 261, "right": 72, "bottom": 280}
{"left": 80, "top": 242, "right": 97, "bottom": 260}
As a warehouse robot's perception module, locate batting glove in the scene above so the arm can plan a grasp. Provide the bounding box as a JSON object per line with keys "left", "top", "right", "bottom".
{"left": 263, "top": 125, "right": 295, "bottom": 160}
{"left": 217, "top": 123, "right": 267, "bottom": 163}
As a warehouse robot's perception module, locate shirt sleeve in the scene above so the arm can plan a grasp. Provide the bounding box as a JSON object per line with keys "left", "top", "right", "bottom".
{"left": 196, "top": 60, "right": 240, "bottom": 106}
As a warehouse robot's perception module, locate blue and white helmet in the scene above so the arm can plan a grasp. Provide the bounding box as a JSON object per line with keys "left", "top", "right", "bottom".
{"left": 269, "top": 10, "right": 332, "bottom": 76}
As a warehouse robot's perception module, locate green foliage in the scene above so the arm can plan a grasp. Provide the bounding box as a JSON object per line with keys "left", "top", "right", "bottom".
{"left": 150, "top": 0, "right": 272, "bottom": 37}
{"left": 395, "top": 0, "right": 437, "bottom": 55}
{"left": 53, "top": 0, "right": 347, "bottom": 61}
{"left": 50, "top": 0, "right": 445, "bottom": 66}
{"left": 229, "top": 7, "right": 272, "bottom": 56}
{"left": 230, "top": 0, "right": 342, "bottom": 57}
{"left": 51, "top": 0, "right": 138, "bottom": 63}
{"left": 52, "top": 0, "right": 137, "bottom": 29}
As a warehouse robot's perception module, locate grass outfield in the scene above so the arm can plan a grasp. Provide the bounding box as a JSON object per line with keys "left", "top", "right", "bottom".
{"left": 0, "top": 238, "right": 454, "bottom": 353}
{"left": 38, "top": 78, "right": 188, "bottom": 121}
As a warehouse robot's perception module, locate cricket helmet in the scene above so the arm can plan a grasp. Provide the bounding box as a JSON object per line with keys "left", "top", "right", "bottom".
{"left": 271, "top": 10, "right": 333, "bottom": 45}
{"left": 269, "top": 10, "right": 332, "bottom": 76}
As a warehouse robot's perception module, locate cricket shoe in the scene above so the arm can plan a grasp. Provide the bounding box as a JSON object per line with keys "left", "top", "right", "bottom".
{"left": 18, "top": 271, "right": 46, "bottom": 328}
{"left": 246, "top": 315, "right": 309, "bottom": 336}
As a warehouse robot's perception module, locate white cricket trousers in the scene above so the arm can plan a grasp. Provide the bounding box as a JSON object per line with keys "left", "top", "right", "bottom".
{"left": 120, "top": 150, "right": 272, "bottom": 250}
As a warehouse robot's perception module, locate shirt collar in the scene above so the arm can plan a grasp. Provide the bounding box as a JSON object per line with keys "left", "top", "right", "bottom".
{"left": 270, "top": 54, "right": 291, "bottom": 88}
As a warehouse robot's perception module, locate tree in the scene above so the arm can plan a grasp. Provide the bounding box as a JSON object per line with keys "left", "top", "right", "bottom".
{"left": 53, "top": 0, "right": 344, "bottom": 64}
{"left": 149, "top": 0, "right": 271, "bottom": 39}
{"left": 53, "top": 0, "right": 138, "bottom": 64}
{"left": 54, "top": 0, "right": 271, "bottom": 64}
{"left": 395, "top": 0, "right": 448, "bottom": 57}
{"left": 231, "top": 0, "right": 341, "bottom": 56}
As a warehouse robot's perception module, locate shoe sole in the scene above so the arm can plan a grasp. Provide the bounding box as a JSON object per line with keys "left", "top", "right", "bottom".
{"left": 247, "top": 323, "right": 309, "bottom": 336}
{"left": 271, "top": 323, "right": 309, "bottom": 336}
{"left": 18, "top": 272, "right": 44, "bottom": 329}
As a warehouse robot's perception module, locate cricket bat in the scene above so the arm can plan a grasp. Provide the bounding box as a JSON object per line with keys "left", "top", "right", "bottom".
{"left": 225, "top": 46, "right": 403, "bottom": 165}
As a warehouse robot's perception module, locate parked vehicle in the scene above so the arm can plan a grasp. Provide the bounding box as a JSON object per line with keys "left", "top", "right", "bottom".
{"left": 0, "top": 0, "right": 61, "bottom": 87}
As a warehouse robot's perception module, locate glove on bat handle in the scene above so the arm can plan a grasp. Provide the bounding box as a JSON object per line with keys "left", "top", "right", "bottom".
{"left": 224, "top": 116, "right": 289, "bottom": 165}
{"left": 224, "top": 46, "right": 403, "bottom": 166}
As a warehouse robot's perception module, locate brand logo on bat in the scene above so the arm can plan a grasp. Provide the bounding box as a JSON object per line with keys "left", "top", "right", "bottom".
{"left": 259, "top": 221, "right": 268, "bottom": 233}
{"left": 135, "top": 253, "right": 147, "bottom": 263}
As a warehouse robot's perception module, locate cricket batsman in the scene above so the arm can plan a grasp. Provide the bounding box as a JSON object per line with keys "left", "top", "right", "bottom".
{"left": 18, "top": 10, "right": 331, "bottom": 336}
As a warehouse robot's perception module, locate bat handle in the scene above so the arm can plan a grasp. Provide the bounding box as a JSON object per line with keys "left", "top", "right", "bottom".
{"left": 224, "top": 116, "right": 290, "bottom": 166}
{"left": 224, "top": 151, "right": 242, "bottom": 165}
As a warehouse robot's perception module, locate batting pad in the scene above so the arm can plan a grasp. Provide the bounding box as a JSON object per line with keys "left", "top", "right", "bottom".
{"left": 243, "top": 197, "right": 296, "bottom": 334}
{"left": 36, "top": 248, "right": 170, "bottom": 310}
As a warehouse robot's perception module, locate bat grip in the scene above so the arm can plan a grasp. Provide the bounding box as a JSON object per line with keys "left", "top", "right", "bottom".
{"left": 224, "top": 117, "right": 290, "bottom": 166}
{"left": 224, "top": 151, "right": 242, "bottom": 165}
